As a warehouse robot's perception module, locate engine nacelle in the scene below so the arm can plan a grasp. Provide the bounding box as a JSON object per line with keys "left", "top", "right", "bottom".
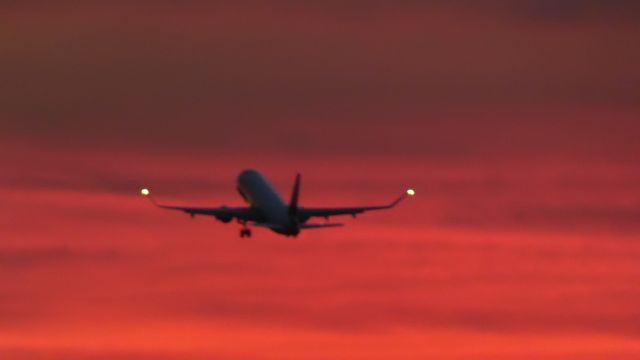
{"left": 216, "top": 206, "right": 232, "bottom": 223}
{"left": 216, "top": 215, "right": 232, "bottom": 223}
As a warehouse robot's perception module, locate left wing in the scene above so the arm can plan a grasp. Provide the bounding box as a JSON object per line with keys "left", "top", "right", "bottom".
{"left": 155, "top": 204, "right": 259, "bottom": 221}
{"left": 140, "top": 188, "right": 261, "bottom": 223}
{"left": 297, "top": 189, "right": 415, "bottom": 221}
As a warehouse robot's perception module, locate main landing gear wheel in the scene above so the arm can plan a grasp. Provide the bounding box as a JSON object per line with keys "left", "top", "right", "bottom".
{"left": 240, "top": 228, "right": 252, "bottom": 238}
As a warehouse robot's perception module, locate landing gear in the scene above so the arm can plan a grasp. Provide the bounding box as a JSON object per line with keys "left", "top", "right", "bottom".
{"left": 238, "top": 220, "right": 252, "bottom": 238}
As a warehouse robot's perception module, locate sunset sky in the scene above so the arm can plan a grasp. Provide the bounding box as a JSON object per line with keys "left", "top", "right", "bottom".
{"left": 2, "top": 1, "right": 640, "bottom": 359}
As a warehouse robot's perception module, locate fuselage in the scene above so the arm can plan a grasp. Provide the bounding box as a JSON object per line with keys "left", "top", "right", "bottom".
{"left": 236, "top": 169, "right": 299, "bottom": 235}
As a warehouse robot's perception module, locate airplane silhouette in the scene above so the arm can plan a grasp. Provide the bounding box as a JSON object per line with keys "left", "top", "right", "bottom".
{"left": 141, "top": 169, "right": 414, "bottom": 237}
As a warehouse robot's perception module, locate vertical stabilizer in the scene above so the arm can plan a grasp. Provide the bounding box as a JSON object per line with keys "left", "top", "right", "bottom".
{"left": 288, "top": 173, "right": 301, "bottom": 215}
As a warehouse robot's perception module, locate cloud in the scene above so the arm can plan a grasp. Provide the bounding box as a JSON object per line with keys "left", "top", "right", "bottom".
{"left": 2, "top": 2, "right": 640, "bottom": 358}
{"left": 0, "top": 247, "right": 120, "bottom": 269}
{"left": 0, "top": 348, "right": 207, "bottom": 360}
{"left": 2, "top": 1, "right": 639, "bottom": 161}
{"left": 510, "top": 205, "right": 640, "bottom": 230}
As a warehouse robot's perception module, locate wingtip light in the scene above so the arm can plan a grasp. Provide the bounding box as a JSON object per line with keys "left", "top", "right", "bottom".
{"left": 140, "top": 188, "right": 150, "bottom": 196}
{"left": 406, "top": 188, "right": 416, "bottom": 196}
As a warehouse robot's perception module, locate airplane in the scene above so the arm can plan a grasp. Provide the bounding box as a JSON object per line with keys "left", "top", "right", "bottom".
{"left": 140, "top": 169, "right": 414, "bottom": 237}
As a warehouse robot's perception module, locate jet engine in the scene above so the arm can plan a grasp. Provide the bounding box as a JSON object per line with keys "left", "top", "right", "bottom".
{"left": 215, "top": 206, "right": 232, "bottom": 223}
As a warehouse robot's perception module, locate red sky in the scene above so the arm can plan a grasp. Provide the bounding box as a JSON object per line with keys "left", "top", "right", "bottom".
{"left": 2, "top": 2, "right": 640, "bottom": 359}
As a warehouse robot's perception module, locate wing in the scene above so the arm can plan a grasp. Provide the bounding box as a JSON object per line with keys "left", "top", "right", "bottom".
{"left": 156, "top": 204, "right": 260, "bottom": 221}
{"left": 140, "top": 188, "right": 262, "bottom": 223}
{"left": 297, "top": 190, "right": 413, "bottom": 221}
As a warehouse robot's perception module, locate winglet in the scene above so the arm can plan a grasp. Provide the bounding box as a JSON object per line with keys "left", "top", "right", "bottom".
{"left": 140, "top": 187, "right": 159, "bottom": 206}
{"left": 388, "top": 188, "right": 416, "bottom": 208}
{"left": 288, "top": 173, "right": 301, "bottom": 215}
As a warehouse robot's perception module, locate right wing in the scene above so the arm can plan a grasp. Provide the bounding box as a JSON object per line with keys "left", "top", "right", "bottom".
{"left": 297, "top": 189, "right": 414, "bottom": 221}
{"left": 140, "top": 188, "right": 262, "bottom": 223}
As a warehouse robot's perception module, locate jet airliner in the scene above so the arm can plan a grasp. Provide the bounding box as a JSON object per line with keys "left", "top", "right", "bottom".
{"left": 141, "top": 169, "right": 414, "bottom": 237}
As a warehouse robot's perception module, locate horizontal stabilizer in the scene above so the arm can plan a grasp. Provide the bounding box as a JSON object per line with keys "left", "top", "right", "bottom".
{"left": 252, "top": 223, "right": 343, "bottom": 230}
{"left": 299, "top": 223, "right": 344, "bottom": 229}
{"left": 251, "top": 222, "right": 281, "bottom": 229}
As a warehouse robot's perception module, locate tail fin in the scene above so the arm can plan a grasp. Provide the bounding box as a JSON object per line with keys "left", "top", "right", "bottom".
{"left": 288, "top": 173, "right": 301, "bottom": 215}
